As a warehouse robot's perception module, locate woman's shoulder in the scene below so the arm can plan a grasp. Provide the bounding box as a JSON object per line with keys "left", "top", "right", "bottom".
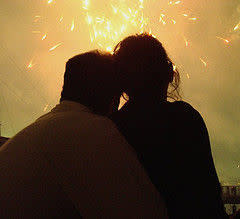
{"left": 169, "top": 100, "right": 204, "bottom": 122}
{"left": 170, "top": 100, "right": 198, "bottom": 112}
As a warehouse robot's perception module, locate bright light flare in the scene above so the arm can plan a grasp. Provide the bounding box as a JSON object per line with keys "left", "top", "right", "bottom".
{"left": 43, "top": 104, "right": 49, "bottom": 112}
{"left": 34, "top": 15, "right": 41, "bottom": 22}
{"left": 216, "top": 36, "right": 230, "bottom": 44}
{"left": 71, "top": 20, "right": 75, "bottom": 31}
{"left": 83, "top": 0, "right": 90, "bottom": 10}
{"left": 106, "top": 46, "right": 113, "bottom": 52}
{"left": 41, "top": 34, "right": 47, "bottom": 40}
{"left": 183, "top": 35, "right": 189, "bottom": 47}
{"left": 169, "top": 1, "right": 181, "bottom": 6}
{"left": 234, "top": 22, "right": 240, "bottom": 31}
{"left": 32, "top": 31, "right": 41, "bottom": 33}
{"left": 27, "top": 60, "right": 35, "bottom": 69}
{"left": 49, "top": 42, "right": 63, "bottom": 51}
{"left": 199, "top": 58, "right": 207, "bottom": 67}
{"left": 48, "top": 0, "right": 53, "bottom": 4}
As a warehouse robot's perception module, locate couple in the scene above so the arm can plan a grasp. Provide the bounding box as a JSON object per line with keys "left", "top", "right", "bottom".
{"left": 0, "top": 34, "right": 226, "bottom": 218}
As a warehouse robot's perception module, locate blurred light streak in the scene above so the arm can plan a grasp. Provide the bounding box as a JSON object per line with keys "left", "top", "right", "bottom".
{"left": 234, "top": 22, "right": 240, "bottom": 31}
{"left": 71, "top": 20, "right": 75, "bottom": 31}
{"left": 169, "top": 1, "right": 181, "bottom": 6}
{"left": 49, "top": 42, "right": 63, "bottom": 51}
{"left": 43, "top": 104, "right": 49, "bottom": 112}
{"left": 41, "top": 34, "right": 47, "bottom": 40}
{"left": 34, "top": 16, "right": 41, "bottom": 22}
{"left": 83, "top": 0, "right": 90, "bottom": 10}
{"left": 199, "top": 58, "right": 207, "bottom": 67}
{"left": 216, "top": 36, "right": 230, "bottom": 44}
{"left": 27, "top": 60, "right": 35, "bottom": 69}
{"left": 183, "top": 35, "right": 189, "bottom": 47}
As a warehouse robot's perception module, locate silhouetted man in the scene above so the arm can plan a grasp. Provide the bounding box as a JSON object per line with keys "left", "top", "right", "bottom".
{"left": 0, "top": 51, "right": 168, "bottom": 218}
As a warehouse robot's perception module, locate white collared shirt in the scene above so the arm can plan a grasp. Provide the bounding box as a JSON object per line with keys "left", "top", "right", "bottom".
{"left": 0, "top": 100, "right": 168, "bottom": 218}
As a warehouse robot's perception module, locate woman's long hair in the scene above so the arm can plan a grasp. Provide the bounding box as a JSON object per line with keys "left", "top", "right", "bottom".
{"left": 113, "top": 33, "right": 181, "bottom": 101}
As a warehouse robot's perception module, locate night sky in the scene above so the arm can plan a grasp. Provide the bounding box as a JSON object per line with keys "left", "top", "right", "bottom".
{"left": 0, "top": 0, "right": 240, "bottom": 185}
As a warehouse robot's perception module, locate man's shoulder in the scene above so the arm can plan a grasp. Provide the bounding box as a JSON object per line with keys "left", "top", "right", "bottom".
{"left": 36, "top": 109, "right": 118, "bottom": 137}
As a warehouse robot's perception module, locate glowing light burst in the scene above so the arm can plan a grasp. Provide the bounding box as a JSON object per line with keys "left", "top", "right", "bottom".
{"left": 48, "top": 0, "right": 54, "bottom": 4}
{"left": 199, "top": 58, "right": 207, "bottom": 67}
{"left": 43, "top": 104, "right": 49, "bottom": 112}
{"left": 79, "top": 0, "right": 199, "bottom": 52}
{"left": 234, "top": 22, "right": 240, "bottom": 31}
{"left": 82, "top": 0, "right": 149, "bottom": 51}
{"left": 49, "top": 42, "right": 63, "bottom": 51}
{"left": 42, "top": 34, "right": 47, "bottom": 40}
{"left": 35, "top": 0, "right": 208, "bottom": 70}
{"left": 216, "top": 36, "right": 230, "bottom": 44}
{"left": 27, "top": 60, "right": 35, "bottom": 69}
{"left": 71, "top": 19, "right": 75, "bottom": 31}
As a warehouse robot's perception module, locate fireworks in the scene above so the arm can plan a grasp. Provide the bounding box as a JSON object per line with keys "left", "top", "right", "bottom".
{"left": 41, "top": 34, "right": 47, "bottom": 40}
{"left": 216, "top": 36, "right": 230, "bottom": 44}
{"left": 27, "top": 60, "right": 35, "bottom": 69}
{"left": 25, "top": 0, "right": 240, "bottom": 72}
{"left": 234, "top": 22, "right": 240, "bottom": 31}
{"left": 49, "top": 42, "right": 63, "bottom": 51}
{"left": 199, "top": 58, "right": 207, "bottom": 67}
{"left": 43, "top": 104, "right": 49, "bottom": 112}
{"left": 71, "top": 20, "right": 75, "bottom": 31}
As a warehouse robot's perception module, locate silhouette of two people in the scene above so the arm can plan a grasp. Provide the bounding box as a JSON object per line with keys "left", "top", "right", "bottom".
{"left": 0, "top": 34, "right": 227, "bottom": 218}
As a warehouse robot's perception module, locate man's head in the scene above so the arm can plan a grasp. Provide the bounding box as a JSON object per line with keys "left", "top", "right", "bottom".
{"left": 60, "top": 50, "right": 120, "bottom": 115}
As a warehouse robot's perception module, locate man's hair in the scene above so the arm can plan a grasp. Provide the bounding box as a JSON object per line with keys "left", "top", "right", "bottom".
{"left": 60, "top": 50, "right": 119, "bottom": 114}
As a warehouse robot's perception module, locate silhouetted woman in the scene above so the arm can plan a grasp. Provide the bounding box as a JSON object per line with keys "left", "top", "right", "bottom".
{"left": 110, "top": 34, "right": 227, "bottom": 218}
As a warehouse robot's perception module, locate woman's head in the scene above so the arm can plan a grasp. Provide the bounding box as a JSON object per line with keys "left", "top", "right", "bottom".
{"left": 114, "top": 33, "right": 181, "bottom": 101}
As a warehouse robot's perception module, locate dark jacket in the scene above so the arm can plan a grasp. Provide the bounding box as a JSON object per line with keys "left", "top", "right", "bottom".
{"left": 111, "top": 100, "right": 227, "bottom": 218}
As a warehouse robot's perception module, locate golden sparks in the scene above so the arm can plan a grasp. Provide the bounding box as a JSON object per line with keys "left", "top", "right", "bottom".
{"left": 71, "top": 19, "right": 75, "bottom": 31}
{"left": 32, "top": 31, "right": 41, "bottom": 33}
{"left": 83, "top": 0, "right": 90, "bottom": 10}
{"left": 49, "top": 42, "right": 63, "bottom": 51}
{"left": 234, "top": 22, "right": 240, "bottom": 31}
{"left": 199, "top": 58, "right": 207, "bottom": 67}
{"left": 216, "top": 36, "right": 230, "bottom": 44}
{"left": 43, "top": 104, "right": 49, "bottom": 112}
{"left": 27, "top": 60, "right": 35, "bottom": 69}
{"left": 183, "top": 35, "right": 189, "bottom": 47}
{"left": 41, "top": 34, "right": 47, "bottom": 40}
